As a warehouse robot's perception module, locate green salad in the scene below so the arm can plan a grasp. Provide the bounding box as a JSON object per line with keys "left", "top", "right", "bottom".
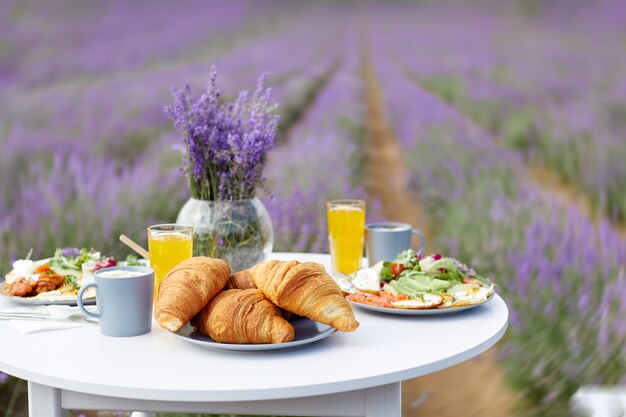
{"left": 345, "top": 249, "right": 496, "bottom": 309}
{"left": 380, "top": 250, "right": 491, "bottom": 296}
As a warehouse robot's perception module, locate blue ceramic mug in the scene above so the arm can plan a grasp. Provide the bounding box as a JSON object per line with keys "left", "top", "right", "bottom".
{"left": 365, "top": 222, "right": 426, "bottom": 266}
{"left": 77, "top": 266, "right": 154, "bottom": 337}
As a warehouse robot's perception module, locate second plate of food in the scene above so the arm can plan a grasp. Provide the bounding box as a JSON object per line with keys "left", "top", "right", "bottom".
{"left": 171, "top": 317, "right": 336, "bottom": 352}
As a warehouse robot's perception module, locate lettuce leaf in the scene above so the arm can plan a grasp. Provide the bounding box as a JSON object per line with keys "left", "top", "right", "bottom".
{"left": 392, "top": 249, "right": 420, "bottom": 268}
{"left": 423, "top": 258, "right": 465, "bottom": 282}
{"left": 380, "top": 262, "right": 395, "bottom": 282}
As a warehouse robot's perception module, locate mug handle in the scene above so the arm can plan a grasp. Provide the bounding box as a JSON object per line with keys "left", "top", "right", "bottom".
{"left": 77, "top": 283, "right": 100, "bottom": 319}
{"left": 412, "top": 229, "right": 426, "bottom": 256}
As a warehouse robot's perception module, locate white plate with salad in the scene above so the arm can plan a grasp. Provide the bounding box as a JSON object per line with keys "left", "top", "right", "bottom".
{"left": 1, "top": 247, "right": 145, "bottom": 306}
{"left": 339, "top": 250, "right": 496, "bottom": 315}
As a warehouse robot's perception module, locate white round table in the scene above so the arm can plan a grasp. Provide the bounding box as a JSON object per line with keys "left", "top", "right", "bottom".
{"left": 0, "top": 253, "right": 508, "bottom": 417}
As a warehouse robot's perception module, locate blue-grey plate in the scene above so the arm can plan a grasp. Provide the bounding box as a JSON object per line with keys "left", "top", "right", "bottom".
{"left": 0, "top": 280, "right": 96, "bottom": 306}
{"left": 348, "top": 292, "right": 495, "bottom": 315}
{"left": 172, "top": 317, "right": 336, "bottom": 352}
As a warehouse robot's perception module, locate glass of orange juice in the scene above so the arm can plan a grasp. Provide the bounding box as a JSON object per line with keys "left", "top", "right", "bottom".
{"left": 147, "top": 224, "right": 193, "bottom": 300}
{"left": 326, "top": 199, "right": 366, "bottom": 275}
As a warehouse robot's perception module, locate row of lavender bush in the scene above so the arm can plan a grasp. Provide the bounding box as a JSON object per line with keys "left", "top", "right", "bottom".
{"left": 0, "top": 1, "right": 344, "bottom": 272}
{"left": 1, "top": 1, "right": 339, "bottom": 162}
{"left": 371, "top": 25, "right": 626, "bottom": 416}
{"left": 264, "top": 29, "right": 368, "bottom": 254}
{"left": 370, "top": 0, "right": 626, "bottom": 223}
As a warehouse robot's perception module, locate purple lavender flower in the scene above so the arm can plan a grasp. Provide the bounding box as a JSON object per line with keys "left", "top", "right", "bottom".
{"left": 165, "top": 67, "right": 279, "bottom": 201}
{"left": 0, "top": 372, "right": 7, "bottom": 384}
{"left": 61, "top": 247, "right": 81, "bottom": 258}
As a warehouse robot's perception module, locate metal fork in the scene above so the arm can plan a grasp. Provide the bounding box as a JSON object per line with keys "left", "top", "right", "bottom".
{"left": 0, "top": 315, "right": 99, "bottom": 325}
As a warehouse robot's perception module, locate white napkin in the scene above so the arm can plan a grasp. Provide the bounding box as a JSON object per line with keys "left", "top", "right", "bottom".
{"left": 11, "top": 317, "right": 90, "bottom": 334}
{"left": 1, "top": 305, "right": 98, "bottom": 334}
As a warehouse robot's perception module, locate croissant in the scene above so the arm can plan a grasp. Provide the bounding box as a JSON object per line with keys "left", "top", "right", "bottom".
{"left": 224, "top": 269, "right": 256, "bottom": 290}
{"left": 248, "top": 260, "right": 359, "bottom": 332}
{"left": 191, "top": 289, "right": 294, "bottom": 344}
{"left": 154, "top": 257, "right": 230, "bottom": 332}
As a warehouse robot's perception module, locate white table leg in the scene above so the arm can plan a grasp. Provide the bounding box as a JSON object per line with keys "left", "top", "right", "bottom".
{"left": 365, "top": 382, "right": 401, "bottom": 417}
{"left": 28, "top": 382, "right": 69, "bottom": 417}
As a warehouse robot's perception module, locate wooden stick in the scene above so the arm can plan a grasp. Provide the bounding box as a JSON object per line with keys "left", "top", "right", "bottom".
{"left": 119, "top": 234, "right": 150, "bottom": 260}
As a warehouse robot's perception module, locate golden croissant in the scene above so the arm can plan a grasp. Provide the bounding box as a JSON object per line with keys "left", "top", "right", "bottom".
{"left": 154, "top": 257, "right": 230, "bottom": 332}
{"left": 247, "top": 260, "right": 359, "bottom": 332}
{"left": 224, "top": 269, "right": 256, "bottom": 290}
{"left": 191, "top": 289, "right": 295, "bottom": 344}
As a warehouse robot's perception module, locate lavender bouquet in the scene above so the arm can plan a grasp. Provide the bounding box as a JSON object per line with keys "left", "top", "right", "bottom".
{"left": 165, "top": 68, "right": 279, "bottom": 270}
{"left": 165, "top": 67, "right": 279, "bottom": 201}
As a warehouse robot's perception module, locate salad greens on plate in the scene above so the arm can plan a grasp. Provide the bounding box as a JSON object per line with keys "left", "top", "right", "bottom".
{"left": 343, "top": 249, "right": 495, "bottom": 310}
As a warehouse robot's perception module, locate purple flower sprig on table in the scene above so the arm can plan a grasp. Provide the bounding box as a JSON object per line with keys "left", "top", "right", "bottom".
{"left": 164, "top": 67, "right": 279, "bottom": 201}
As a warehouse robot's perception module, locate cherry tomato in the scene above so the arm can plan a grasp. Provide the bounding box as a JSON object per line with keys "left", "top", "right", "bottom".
{"left": 389, "top": 263, "right": 406, "bottom": 278}
{"left": 463, "top": 277, "right": 482, "bottom": 285}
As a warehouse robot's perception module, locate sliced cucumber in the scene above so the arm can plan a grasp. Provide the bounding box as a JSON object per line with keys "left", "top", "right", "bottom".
{"left": 389, "top": 280, "right": 404, "bottom": 294}
{"left": 430, "top": 278, "right": 454, "bottom": 291}
{"left": 398, "top": 277, "right": 431, "bottom": 292}
{"left": 396, "top": 280, "right": 421, "bottom": 296}
{"left": 410, "top": 275, "right": 434, "bottom": 286}
{"left": 381, "top": 282, "right": 398, "bottom": 296}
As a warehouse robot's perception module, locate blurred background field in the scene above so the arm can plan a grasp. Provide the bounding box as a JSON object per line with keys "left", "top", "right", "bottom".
{"left": 1, "top": 0, "right": 625, "bottom": 416}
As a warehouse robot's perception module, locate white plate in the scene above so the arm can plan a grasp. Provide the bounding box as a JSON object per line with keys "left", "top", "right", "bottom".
{"left": 0, "top": 280, "right": 96, "bottom": 306}
{"left": 171, "top": 317, "right": 336, "bottom": 352}
{"left": 348, "top": 292, "right": 495, "bottom": 315}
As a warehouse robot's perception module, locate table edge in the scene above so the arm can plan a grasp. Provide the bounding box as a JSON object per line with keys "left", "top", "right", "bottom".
{"left": 0, "top": 295, "right": 508, "bottom": 402}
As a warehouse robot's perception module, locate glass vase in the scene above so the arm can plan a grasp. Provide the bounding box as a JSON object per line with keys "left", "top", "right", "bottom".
{"left": 176, "top": 197, "right": 274, "bottom": 272}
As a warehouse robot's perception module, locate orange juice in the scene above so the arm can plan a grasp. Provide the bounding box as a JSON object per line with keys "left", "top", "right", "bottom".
{"left": 148, "top": 231, "right": 192, "bottom": 299}
{"left": 327, "top": 201, "right": 366, "bottom": 274}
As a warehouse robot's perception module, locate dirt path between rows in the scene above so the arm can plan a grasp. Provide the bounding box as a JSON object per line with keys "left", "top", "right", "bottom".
{"left": 361, "top": 55, "right": 520, "bottom": 417}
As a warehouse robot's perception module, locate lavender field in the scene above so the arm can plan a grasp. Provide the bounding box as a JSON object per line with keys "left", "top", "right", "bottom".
{"left": 1, "top": 0, "right": 626, "bottom": 416}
